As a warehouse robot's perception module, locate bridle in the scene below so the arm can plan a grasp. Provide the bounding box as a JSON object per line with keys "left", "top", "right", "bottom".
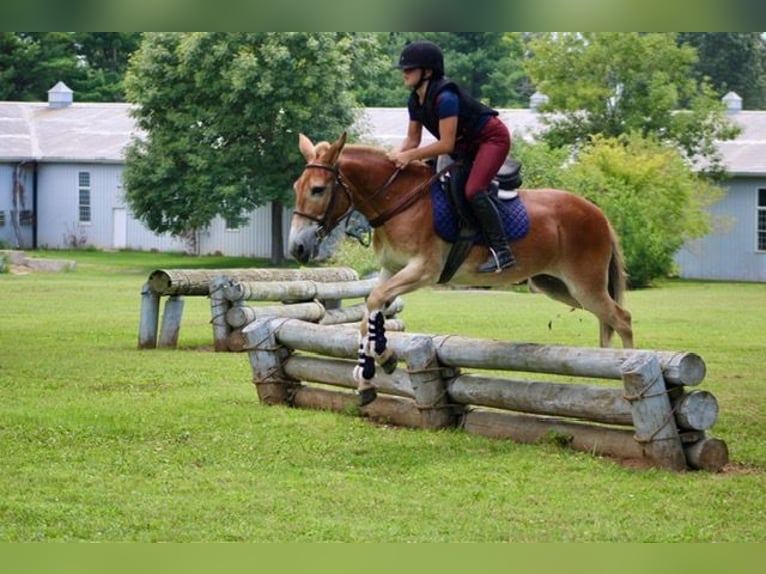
{"left": 292, "top": 161, "right": 355, "bottom": 242}
{"left": 293, "top": 155, "right": 455, "bottom": 241}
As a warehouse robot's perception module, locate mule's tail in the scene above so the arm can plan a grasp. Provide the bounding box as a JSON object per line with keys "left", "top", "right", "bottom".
{"left": 607, "top": 224, "right": 627, "bottom": 306}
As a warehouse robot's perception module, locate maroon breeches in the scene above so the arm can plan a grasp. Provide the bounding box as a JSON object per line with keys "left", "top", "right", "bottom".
{"left": 458, "top": 116, "right": 511, "bottom": 200}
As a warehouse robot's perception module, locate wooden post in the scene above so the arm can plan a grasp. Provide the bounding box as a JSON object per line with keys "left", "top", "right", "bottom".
{"left": 403, "top": 335, "right": 457, "bottom": 429}
{"left": 138, "top": 282, "right": 160, "bottom": 349}
{"left": 209, "top": 276, "right": 231, "bottom": 352}
{"left": 621, "top": 352, "right": 687, "bottom": 471}
{"left": 242, "top": 318, "right": 295, "bottom": 405}
{"left": 158, "top": 295, "right": 184, "bottom": 348}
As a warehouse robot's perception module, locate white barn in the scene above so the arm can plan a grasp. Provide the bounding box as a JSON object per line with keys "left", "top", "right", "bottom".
{"left": 1, "top": 83, "right": 764, "bottom": 281}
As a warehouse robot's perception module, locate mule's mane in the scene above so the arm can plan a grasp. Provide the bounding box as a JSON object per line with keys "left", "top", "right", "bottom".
{"left": 343, "top": 143, "right": 390, "bottom": 161}
{"left": 341, "top": 143, "right": 431, "bottom": 176}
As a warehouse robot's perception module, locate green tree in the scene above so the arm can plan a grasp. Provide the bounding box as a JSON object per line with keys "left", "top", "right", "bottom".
{"left": 356, "top": 32, "right": 529, "bottom": 108}
{"left": 71, "top": 33, "right": 143, "bottom": 102}
{"left": 0, "top": 32, "right": 141, "bottom": 102}
{"left": 123, "top": 32, "right": 365, "bottom": 263}
{"left": 524, "top": 33, "right": 740, "bottom": 176}
{"left": 678, "top": 32, "right": 766, "bottom": 110}
{"left": 0, "top": 32, "right": 83, "bottom": 101}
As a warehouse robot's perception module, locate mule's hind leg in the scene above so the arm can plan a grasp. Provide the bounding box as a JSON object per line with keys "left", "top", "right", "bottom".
{"left": 576, "top": 290, "right": 633, "bottom": 348}
{"left": 530, "top": 274, "right": 633, "bottom": 348}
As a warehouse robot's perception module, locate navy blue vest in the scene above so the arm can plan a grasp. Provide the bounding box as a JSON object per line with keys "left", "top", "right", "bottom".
{"left": 407, "top": 77, "right": 498, "bottom": 142}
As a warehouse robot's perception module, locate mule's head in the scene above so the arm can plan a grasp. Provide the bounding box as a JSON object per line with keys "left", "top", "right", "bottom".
{"left": 288, "top": 132, "right": 349, "bottom": 263}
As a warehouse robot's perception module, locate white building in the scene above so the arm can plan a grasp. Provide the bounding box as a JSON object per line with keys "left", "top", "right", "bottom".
{"left": 1, "top": 83, "right": 764, "bottom": 281}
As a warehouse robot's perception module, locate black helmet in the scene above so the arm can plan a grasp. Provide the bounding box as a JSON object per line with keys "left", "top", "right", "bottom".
{"left": 397, "top": 41, "right": 444, "bottom": 78}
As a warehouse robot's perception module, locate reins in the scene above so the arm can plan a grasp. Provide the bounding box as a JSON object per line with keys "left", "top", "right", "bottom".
{"left": 367, "top": 161, "right": 455, "bottom": 228}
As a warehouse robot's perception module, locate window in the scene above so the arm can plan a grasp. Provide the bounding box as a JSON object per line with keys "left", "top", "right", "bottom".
{"left": 0, "top": 211, "right": 5, "bottom": 227}
{"left": 79, "top": 171, "right": 91, "bottom": 224}
{"left": 758, "top": 189, "right": 766, "bottom": 252}
{"left": 20, "top": 210, "right": 33, "bottom": 226}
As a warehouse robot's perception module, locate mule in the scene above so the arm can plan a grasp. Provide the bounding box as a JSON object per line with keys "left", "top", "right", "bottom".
{"left": 289, "top": 132, "right": 633, "bottom": 406}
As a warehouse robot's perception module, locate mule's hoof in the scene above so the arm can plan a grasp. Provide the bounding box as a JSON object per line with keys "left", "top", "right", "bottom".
{"left": 380, "top": 354, "right": 398, "bottom": 374}
{"left": 358, "top": 387, "right": 377, "bottom": 407}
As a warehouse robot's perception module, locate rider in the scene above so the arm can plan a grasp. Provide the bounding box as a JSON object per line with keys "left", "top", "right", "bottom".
{"left": 387, "top": 40, "right": 516, "bottom": 273}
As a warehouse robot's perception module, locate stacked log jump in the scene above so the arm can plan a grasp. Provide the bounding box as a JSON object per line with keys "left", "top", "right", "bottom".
{"left": 241, "top": 317, "right": 729, "bottom": 472}
{"left": 137, "top": 267, "right": 403, "bottom": 351}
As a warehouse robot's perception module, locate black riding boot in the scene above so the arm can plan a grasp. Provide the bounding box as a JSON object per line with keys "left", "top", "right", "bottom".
{"left": 470, "top": 191, "right": 516, "bottom": 273}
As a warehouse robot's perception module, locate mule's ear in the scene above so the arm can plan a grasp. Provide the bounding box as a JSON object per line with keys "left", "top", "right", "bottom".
{"left": 328, "top": 131, "right": 347, "bottom": 164}
{"left": 298, "top": 133, "right": 315, "bottom": 161}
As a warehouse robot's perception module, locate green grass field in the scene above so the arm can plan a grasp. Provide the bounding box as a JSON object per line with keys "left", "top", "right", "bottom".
{"left": 0, "top": 249, "right": 764, "bottom": 542}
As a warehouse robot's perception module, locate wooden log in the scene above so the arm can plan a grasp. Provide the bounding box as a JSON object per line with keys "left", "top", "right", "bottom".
{"left": 209, "top": 276, "right": 232, "bottom": 352}
{"left": 334, "top": 319, "right": 407, "bottom": 332}
{"left": 684, "top": 437, "right": 729, "bottom": 472}
{"left": 291, "top": 384, "right": 428, "bottom": 428}
{"left": 461, "top": 408, "right": 649, "bottom": 461}
{"left": 158, "top": 295, "right": 184, "bottom": 348}
{"left": 404, "top": 335, "right": 457, "bottom": 429}
{"left": 448, "top": 373, "right": 633, "bottom": 425}
{"left": 621, "top": 352, "right": 687, "bottom": 471}
{"left": 319, "top": 298, "right": 404, "bottom": 326}
{"left": 282, "top": 355, "right": 414, "bottom": 398}
{"left": 431, "top": 336, "right": 706, "bottom": 387}
{"left": 244, "top": 318, "right": 296, "bottom": 405}
{"left": 672, "top": 390, "right": 719, "bottom": 431}
{"left": 226, "top": 301, "right": 326, "bottom": 328}
{"left": 262, "top": 319, "right": 705, "bottom": 386}
{"left": 147, "top": 267, "right": 358, "bottom": 295}
{"left": 137, "top": 282, "right": 160, "bottom": 349}
{"left": 224, "top": 278, "right": 377, "bottom": 302}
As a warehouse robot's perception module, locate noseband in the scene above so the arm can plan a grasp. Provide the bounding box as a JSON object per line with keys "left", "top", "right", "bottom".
{"left": 292, "top": 161, "right": 355, "bottom": 241}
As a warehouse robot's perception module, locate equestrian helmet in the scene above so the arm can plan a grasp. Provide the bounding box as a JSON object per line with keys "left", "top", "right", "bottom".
{"left": 397, "top": 41, "right": 444, "bottom": 77}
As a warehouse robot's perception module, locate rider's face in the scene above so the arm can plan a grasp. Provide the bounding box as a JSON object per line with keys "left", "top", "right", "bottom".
{"left": 402, "top": 67, "right": 424, "bottom": 89}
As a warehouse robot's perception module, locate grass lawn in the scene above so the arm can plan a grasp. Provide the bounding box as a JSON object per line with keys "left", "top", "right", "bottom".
{"left": 0, "top": 249, "right": 764, "bottom": 542}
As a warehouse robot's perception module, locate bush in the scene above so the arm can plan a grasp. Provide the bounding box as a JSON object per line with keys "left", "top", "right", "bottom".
{"left": 325, "top": 236, "right": 380, "bottom": 278}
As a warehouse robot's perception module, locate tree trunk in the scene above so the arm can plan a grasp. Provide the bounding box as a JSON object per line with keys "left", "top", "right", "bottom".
{"left": 270, "top": 200, "right": 284, "bottom": 266}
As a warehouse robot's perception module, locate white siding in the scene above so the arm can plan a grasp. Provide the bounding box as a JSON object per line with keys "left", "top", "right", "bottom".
{"left": 198, "top": 205, "right": 292, "bottom": 258}
{"left": 674, "top": 181, "right": 766, "bottom": 282}
{"left": 36, "top": 163, "right": 186, "bottom": 252}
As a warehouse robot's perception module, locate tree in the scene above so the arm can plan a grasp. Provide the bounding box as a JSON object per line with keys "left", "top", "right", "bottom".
{"left": 524, "top": 33, "right": 740, "bottom": 176}
{"left": 0, "top": 32, "right": 83, "bottom": 101}
{"left": 420, "top": 32, "right": 528, "bottom": 107}
{"left": 355, "top": 32, "right": 529, "bottom": 108}
{"left": 71, "top": 33, "right": 143, "bottom": 102}
{"left": 0, "top": 32, "right": 141, "bottom": 102}
{"left": 123, "top": 33, "right": 367, "bottom": 263}
{"left": 678, "top": 33, "right": 766, "bottom": 110}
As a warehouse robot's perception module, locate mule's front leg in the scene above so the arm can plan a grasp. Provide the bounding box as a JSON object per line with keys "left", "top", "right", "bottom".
{"left": 368, "top": 308, "right": 397, "bottom": 373}
{"left": 352, "top": 316, "right": 378, "bottom": 407}
{"left": 352, "top": 307, "right": 394, "bottom": 407}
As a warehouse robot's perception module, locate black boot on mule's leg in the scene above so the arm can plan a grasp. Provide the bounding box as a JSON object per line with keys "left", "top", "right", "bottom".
{"left": 470, "top": 191, "right": 516, "bottom": 273}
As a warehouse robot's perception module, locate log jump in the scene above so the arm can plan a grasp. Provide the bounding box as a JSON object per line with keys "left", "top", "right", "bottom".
{"left": 241, "top": 316, "right": 728, "bottom": 472}
{"left": 137, "top": 267, "right": 404, "bottom": 351}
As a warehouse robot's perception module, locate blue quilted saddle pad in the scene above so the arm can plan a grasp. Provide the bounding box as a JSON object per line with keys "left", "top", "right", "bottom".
{"left": 431, "top": 181, "right": 530, "bottom": 245}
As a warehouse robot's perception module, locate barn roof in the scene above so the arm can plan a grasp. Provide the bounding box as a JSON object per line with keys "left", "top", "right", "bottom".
{"left": 1, "top": 89, "right": 765, "bottom": 176}
{"left": 0, "top": 100, "right": 139, "bottom": 163}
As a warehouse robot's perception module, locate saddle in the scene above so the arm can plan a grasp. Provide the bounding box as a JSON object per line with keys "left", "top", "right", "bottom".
{"left": 434, "top": 158, "right": 529, "bottom": 283}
